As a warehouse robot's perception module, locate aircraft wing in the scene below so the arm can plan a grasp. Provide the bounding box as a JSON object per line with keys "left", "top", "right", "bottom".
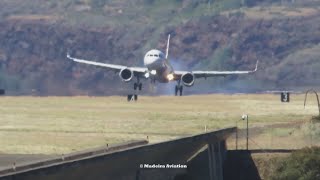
{"left": 67, "top": 53, "right": 148, "bottom": 76}
{"left": 174, "top": 60, "right": 258, "bottom": 79}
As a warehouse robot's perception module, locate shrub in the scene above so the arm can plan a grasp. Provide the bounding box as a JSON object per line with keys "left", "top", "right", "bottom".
{"left": 89, "top": 0, "right": 108, "bottom": 9}
{"left": 271, "top": 147, "right": 320, "bottom": 180}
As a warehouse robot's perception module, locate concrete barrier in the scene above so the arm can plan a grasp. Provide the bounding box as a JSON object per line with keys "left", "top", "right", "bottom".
{"left": 0, "top": 140, "right": 148, "bottom": 176}
{"left": 0, "top": 127, "right": 236, "bottom": 180}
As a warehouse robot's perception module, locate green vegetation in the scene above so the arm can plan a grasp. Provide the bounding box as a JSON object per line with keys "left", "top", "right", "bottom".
{"left": 0, "top": 67, "right": 21, "bottom": 93}
{"left": 195, "top": 46, "right": 233, "bottom": 70}
{"left": 271, "top": 147, "right": 320, "bottom": 180}
{"left": 0, "top": 0, "right": 320, "bottom": 95}
{"left": 267, "top": 45, "right": 320, "bottom": 86}
{"left": 252, "top": 153, "right": 289, "bottom": 180}
{"left": 2, "top": 0, "right": 316, "bottom": 28}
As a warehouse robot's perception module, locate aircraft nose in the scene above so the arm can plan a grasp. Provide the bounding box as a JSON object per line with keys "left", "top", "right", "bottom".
{"left": 144, "top": 57, "right": 159, "bottom": 66}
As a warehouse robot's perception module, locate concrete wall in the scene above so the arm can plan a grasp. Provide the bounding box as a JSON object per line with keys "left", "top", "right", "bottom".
{"left": 0, "top": 127, "right": 236, "bottom": 180}
{"left": 186, "top": 141, "right": 227, "bottom": 180}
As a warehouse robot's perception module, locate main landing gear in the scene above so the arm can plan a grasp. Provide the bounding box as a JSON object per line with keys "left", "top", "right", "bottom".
{"left": 134, "top": 83, "right": 142, "bottom": 91}
{"left": 175, "top": 81, "right": 183, "bottom": 96}
{"left": 128, "top": 77, "right": 142, "bottom": 102}
{"left": 133, "top": 77, "right": 142, "bottom": 91}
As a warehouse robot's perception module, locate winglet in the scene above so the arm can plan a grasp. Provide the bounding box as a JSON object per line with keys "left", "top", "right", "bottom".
{"left": 66, "top": 52, "right": 72, "bottom": 60}
{"left": 165, "top": 34, "right": 170, "bottom": 59}
{"left": 254, "top": 60, "right": 259, "bottom": 72}
{"left": 251, "top": 60, "right": 259, "bottom": 72}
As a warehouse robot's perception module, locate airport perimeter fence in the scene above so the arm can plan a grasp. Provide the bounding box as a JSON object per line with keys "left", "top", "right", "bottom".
{"left": 230, "top": 119, "right": 320, "bottom": 151}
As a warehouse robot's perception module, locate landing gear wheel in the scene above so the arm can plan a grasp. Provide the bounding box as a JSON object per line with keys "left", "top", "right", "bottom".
{"left": 138, "top": 83, "right": 142, "bottom": 91}
{"left": 179, "top": 86, "right": 183, "bottom": 96}
{"left": 175, "top": 85, "right": 183, "bottom": 96}
{"left": 175, "top": 85, "right": 179, "bottom": 96}
{"left": 134, "top": 83, "right": 137, "bottom": 90}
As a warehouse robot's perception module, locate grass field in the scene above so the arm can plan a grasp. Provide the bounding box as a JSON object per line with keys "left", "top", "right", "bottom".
{"left": 0, "top": 94, "right": 319, "bottom": 154}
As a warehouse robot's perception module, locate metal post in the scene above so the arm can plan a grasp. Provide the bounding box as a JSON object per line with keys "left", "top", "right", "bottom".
{"left": 242, "top": 114, "right": 249, "bottom": 150}
{"left": 235, "top": 121, "right": 238, "bottom": 150}
{"left": 246, "top": 115, "right": 249, "bottom": 150}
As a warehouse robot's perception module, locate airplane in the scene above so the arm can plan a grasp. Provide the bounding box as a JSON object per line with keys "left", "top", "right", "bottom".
{"left": 67, "top": 35, "right": 258, "bottom": 96}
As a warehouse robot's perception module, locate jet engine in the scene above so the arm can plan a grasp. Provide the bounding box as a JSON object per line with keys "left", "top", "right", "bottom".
{"left": 119, "top": 68, "right": 133, "bottom": 82}
{"left": 181, "top": 72, "right": 195, "bottom": 87}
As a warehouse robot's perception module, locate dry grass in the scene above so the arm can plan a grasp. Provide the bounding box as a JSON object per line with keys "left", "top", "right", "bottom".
{"left": 0, "top": 94, "right": 319, "bottom": 154}
{"left": 6, "top": 15, "right": 60, "bottom": 22}
{"left": 223, "top": 6, "right": 319, "bottom": 19}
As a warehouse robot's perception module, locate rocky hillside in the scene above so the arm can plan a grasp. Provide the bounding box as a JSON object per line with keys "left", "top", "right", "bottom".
{"left": 0, "top": 0, "right": 320, "bottom": 95}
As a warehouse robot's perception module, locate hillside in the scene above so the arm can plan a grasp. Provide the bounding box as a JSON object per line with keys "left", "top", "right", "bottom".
{"left": 0, "top": 0, "right": 320, "bottom": 95}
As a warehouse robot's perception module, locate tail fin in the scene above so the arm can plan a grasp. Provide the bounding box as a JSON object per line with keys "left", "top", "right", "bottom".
{"left": 165, "top": 34, "right": 171, "bottom": 59}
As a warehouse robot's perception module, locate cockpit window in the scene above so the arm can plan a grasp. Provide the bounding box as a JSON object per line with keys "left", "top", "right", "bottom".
{"left": 147, "top": 53, "right": 162, "bottom": 58}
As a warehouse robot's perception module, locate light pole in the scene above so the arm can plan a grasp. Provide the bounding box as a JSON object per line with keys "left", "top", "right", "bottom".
{"left": 242, "top": 114, "right": 249, "bottom": 150}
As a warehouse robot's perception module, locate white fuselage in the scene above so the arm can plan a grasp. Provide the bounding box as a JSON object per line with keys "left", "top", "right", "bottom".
{"left": 143, "top": 49, "right": 174, "bottom": 83}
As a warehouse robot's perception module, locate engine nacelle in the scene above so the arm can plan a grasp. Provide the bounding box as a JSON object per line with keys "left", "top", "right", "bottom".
{"left": 119, "top": 68, "right": 133, "bottom": 82}
{"left": 181, "top": 72, "right": 195, "bottom": 87}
